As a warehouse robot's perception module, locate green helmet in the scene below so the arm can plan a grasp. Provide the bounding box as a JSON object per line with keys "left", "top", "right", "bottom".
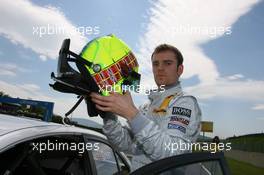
{"left": 80, "top": 34, "right": 140, "bottom": 96}
{"left": 50, "top": 34, "right": 140, "bottom": 117}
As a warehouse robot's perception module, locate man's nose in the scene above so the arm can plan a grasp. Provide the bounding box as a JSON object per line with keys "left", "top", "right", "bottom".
{"left": 157, "top": 63, "right": 165, "bottom": 70}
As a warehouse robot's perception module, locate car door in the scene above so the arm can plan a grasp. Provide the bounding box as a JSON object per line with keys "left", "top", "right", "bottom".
{"left": 0, "top": 134, "right": 91, "bottom": 175}
{"left": 130, "top": 152, "right": 231, "bottom": 175}
{"left": 83, "top": 135, "right": 131, "bottom": 175}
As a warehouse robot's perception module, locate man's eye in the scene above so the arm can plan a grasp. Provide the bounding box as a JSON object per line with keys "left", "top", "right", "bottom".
{"left": 166, "top": 62, "right": 172, "bottom": 65}
{"left": 153, "top": 62, "right": 159, "bottom": 66}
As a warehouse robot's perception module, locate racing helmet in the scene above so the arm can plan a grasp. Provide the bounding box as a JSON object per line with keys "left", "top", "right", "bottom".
{"left": 80, "top": 34, "right": 140, "bottom": 96}
{"left": 50, "top": 34, "right": 141, "bottom": 117}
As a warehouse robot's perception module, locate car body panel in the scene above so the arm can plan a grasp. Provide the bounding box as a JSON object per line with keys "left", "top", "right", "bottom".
{"left": 0, "top": 114, "right": 106, "bottom": 152}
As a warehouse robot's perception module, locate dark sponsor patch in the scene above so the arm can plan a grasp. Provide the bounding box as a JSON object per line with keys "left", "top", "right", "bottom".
{"left": 167, "top": 123, "right": 186, "bottom": 133}
{"left": 172, "top": 107, "right": 191, "bottom": 118}
{"left": 170, "top": 116, "right": 190, "bottom": 125}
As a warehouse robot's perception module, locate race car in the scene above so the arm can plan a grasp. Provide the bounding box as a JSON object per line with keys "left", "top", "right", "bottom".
{"left": 0, "top": 113, "right": 230, "bottom": 175}
{"left": 0, "top": 114, "right": 131, "bottom": 175}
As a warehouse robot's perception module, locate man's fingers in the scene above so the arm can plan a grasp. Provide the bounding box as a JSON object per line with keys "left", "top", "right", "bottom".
{"left": 91, "top": 98, "right": 112, "bottom": 107}
{"left": 124, "top": 91, "right": 131, "bottom": 96}
{"left": 109, "top": 91, "right": 120, "bottom": 96}
{"left": 90, "top": 93, "right": 113, "bottom": 102}
{"left": 95, "top": 104, "right": 112, "bottom": 112}
{"left": 124, "top": 91, "right": 132, "bottom": 98}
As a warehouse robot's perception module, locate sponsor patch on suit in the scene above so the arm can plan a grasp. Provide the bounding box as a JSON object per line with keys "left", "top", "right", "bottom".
{"left": 167, "top": 123, "right": 186, "bottom": 133}
{"left": 172, "top": 107, "right": 191, "bottom": 118}
{"left": 170, "top": 116, "right": 190, "bottom": 125}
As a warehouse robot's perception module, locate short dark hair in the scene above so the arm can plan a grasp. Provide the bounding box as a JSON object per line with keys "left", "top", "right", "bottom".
{"left": 151, "top": 44, "right": 183, "bottom": 66}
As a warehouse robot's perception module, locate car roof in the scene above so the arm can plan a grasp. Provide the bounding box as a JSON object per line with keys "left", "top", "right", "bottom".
{"left": 0, "top": 114, "right": 106, "bottom": 151}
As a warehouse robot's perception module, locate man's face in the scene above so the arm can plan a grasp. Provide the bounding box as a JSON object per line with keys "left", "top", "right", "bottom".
{"left": 152, "top": 50, "right": 183, "bottom": 86}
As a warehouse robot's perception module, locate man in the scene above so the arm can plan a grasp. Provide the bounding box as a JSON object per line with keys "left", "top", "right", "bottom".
{"left": 90, "top": 44, "right": 201, "bottom": 171}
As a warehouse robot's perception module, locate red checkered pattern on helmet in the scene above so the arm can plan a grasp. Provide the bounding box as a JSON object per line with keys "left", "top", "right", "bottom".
{"left": 91, "top": 52, "right": 138, "bottom": 89}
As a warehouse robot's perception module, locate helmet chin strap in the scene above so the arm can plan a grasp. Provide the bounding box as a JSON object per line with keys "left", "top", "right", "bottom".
{"left": 65, "top": 95, "right": 85, "bottom": 117}
{"left": 62, "top": 95, "right": 85, "bottom": 126}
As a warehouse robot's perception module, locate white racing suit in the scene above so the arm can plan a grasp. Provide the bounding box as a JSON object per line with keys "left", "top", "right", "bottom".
{"left": 102, "top": 82, "right": 201, "bottom": 171}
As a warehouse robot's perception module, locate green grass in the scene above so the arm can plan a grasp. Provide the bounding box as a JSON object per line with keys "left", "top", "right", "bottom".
{"left": 226, "top": 134, "right": 264, "bottom": 153}
{"left": 227, "top": 158, "right": 264, "bottom": 175}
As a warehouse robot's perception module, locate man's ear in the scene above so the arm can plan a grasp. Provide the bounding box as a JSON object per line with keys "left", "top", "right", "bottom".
{"left": 177, "top": 64, "right": 184, "bottom": 76}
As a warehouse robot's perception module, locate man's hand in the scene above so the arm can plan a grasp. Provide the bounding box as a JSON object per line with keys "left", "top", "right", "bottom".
{"left": 90, "top": 91, "right": 139, "bottom": 121}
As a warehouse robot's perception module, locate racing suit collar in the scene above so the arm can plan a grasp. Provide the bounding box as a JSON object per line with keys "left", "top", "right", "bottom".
{"left": 148, "top": 81, "right": 182, "bottom": 102}
{"left": 163, "top": 81, "right": 181, "bottom": 90}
